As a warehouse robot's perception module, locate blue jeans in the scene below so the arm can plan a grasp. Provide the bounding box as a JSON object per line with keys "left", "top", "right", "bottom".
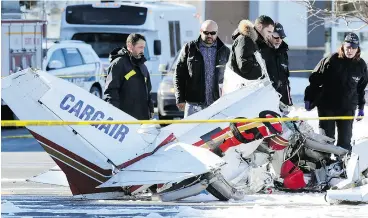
{"left": 184, "top": 102, "right": 206, "bottom": 117}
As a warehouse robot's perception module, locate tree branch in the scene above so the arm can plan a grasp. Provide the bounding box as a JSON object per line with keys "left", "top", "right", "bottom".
{"left": 293, "top": 0, "right": 368, "bottom": 33}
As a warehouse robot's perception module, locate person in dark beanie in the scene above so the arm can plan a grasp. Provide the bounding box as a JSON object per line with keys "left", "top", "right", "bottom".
{"left": 304, "top": 32, "right": 368, "bottom": 150}
{"left": 268, "top": 22, "right": 293, "bottom": 109}
{"left": 104, "top": 33, "right": 154, "bottom": 120}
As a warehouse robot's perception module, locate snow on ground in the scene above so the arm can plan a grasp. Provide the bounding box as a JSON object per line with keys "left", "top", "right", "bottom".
{"left": 1, "top": 201, "right": 23, "bottom": 215}
{"left": 2, "top": 194, "right": 368, "bottom": 218}
{"left": 289, "top": 77, "right": 310, "bottom": 96}
{"left": 288, "top": 105, "right": 368, "bottom": 144}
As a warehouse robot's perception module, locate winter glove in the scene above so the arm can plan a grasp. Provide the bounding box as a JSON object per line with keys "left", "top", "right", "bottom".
{"left": 304, "top": 101, "right": 312, "bottom": 111}
{"left": 356, "top": 109, "right": 364, "bottom": 121}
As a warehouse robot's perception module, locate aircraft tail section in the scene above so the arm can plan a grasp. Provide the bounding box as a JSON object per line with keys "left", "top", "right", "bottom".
{"left": 0, "top": 69, "right": 167, "bottom": 197}
{"left": 29, "top": 131, "right": 123, "bottom": 196}
{"left": 1, "top": 69, "right": 163, "bottom": 167}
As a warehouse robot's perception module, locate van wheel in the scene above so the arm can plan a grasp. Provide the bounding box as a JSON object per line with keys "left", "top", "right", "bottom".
{"left": 90, "top": 86, "right": 102, "bottom": 99}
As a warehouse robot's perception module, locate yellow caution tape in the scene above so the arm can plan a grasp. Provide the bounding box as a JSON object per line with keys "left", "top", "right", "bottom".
{"left": 0, "top": 116, "right": 363, "bottom": 127}
{"left": 2, "top": 70, "right": 313, "bottom": 79}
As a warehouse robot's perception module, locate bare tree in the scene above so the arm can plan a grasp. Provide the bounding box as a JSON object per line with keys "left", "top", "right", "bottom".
{"left": 295, "top": 0, "right": 368, "bottom": 32}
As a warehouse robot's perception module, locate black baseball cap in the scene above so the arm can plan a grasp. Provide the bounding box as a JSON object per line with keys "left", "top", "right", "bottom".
{"left": 344, "top": 32, "right": 359, "bottom": 48}
{"left": 274, "top": 22, "right": 286, "bottom": 39}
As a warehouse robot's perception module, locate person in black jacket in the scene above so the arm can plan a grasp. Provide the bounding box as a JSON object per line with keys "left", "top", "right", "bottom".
{"left": 268, "top": 22, "right": 293, "bottom": 107}
{"left": 304, "top": 32, "right": 368, "bottom": 150}
{"left": 174, "top": 20, "right": 230, "bottom": 117}
{"left": 254, "top": 15, "right": 275, "bottom": 70}
{"left": 227, "top": 16, "right": 274, "bottom": 81}
{"left": 104, "top": 33, "right": 154, "bottom": 120}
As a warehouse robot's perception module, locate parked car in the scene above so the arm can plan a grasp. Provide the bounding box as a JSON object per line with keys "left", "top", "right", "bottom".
{"left": 157, "top": 44, "right": 231, "bottom": 120}
{"left": 42, "top": 40, "right": 106, "bottom": 98}
{"left": 157, "top": 46, "right": 184, "bottom": 120}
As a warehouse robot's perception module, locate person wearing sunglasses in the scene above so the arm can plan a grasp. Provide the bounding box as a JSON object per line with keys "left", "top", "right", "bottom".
{"left": 304, "top": 32, "right": 368, "bottom": 151}
{"left": 267, "top": 22, "right": 293, "bottom": 113}
{"left": 174, "top": 20, "right": 230, "bottom": 117}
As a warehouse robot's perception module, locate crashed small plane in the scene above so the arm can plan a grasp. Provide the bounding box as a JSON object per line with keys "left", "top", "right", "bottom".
{"left": 2, "top": 68, "right": 367, "bottom": 203}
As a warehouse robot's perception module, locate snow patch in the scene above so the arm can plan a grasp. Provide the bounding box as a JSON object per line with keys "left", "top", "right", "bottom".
{"left": 133, "top": 213, "right": 165, "bottom": 218}
{"left": 132, "top": 203, "right": 368, "bottom": 218}
{"left": 1, "top": 201, "right": 23, "bottom": 215}
{"left": 288, "top": 105, "right": 368, "bottom": 143}
{"left": 180, "top": 193, "right": 217, "bottom": 202}
{"left": 289, "top": 77, "right": 309, "bottom": 96}
{"left": 1, "top": 178, "right": 27, "bottom": 182}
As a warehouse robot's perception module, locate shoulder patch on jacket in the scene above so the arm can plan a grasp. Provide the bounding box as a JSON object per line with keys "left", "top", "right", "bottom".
{"left": 125, "top": 70, "right": 136, "bottom": 80}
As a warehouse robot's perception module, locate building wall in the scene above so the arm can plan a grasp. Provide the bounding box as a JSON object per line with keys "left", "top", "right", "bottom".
{"left": 256, "top": 1, "right": 308, "bottom": 49}
{"left": 196, "top": 0, "right": 325, "bottom": 73}
{"left": 251, "top": 0, "right": 325, "bottom": 75}
{"left": 169, "top": 0, "right": 249, "bottom": 45}
{"left": 204, "top": 1, "right": 249, "bottom": 44}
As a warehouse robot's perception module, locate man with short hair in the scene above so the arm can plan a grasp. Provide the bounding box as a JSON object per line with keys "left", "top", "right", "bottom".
{"left": 104, "top": 33, "right": 154, "bottom": 120}
{"left": 254, "top": 15, "right": 275, "bottom": 45}
{"left": 222, "top": 15, "right": 274, "bottom": 95}
{"left": 174, "top": 20, "right": 230, "bottom": 117}
{"left": 268, "top": 22, "right": 293, "bottom": 108}
{"left": 253, "top": 15, "right": 276, "bottom": 68}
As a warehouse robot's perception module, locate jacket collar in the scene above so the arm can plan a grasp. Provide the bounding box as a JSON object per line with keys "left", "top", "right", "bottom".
{"left": 277, "top": 41, "right": 289, "bottom": 51}
{"left": 122, "top": 47, "right": 147, "bottom": 66}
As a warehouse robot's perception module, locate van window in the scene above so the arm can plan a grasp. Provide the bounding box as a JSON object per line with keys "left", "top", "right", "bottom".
{"left": 169, "top": 21, "right": 181, "bottom": 57}
{"left": 49, "top": 49, "right": 66, "bottom": 68}
{"left": 72, "top": 33, "right": 150, "bottom": 60}
{"left": 63, "top": 48, "right": 84, "bottom": 67}
{"left": 65, "top": 5, "right": 148, "bottom": 25}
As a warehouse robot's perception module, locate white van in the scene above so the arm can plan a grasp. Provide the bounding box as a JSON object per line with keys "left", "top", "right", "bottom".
{"left": 43, "top": 40, "right": 106, "bottom": 98}
{"left": 59, "top": 1, "right": 200, "bottom": 104}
